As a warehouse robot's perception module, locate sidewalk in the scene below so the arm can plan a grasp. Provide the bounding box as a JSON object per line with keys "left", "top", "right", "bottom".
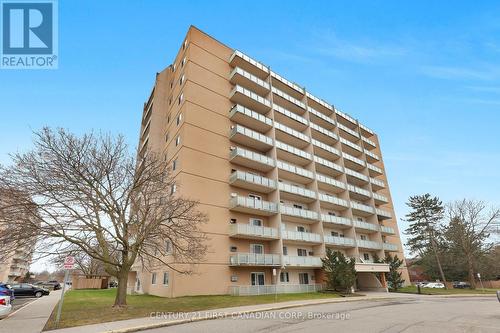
{"left": 0, "top": 290, "right": 61, "bottom": 333}
{"left": 48, "top": 292, "right": 414, "bottom": 333}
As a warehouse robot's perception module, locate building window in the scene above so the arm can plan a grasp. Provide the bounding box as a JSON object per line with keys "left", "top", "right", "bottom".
{"left": 360, "top": 235, "right": 367, "bottom": 240}
{"left": 170, "top": 81, "right": 173, "bottom": 89}
{"left": 172, "top": 63, "right": 176, "bottom": 72}
{"left": 163, "top": 272, "right": 169, "bottom": 286}
{"left": 293, "top": 204, "right": 303, "bottom": 209}
{"left": 178, "top": 93, "right": 184, "bottom": 105}
{"left": 181, "top": 56, "right": 186, "bottom": 67}
{"left": 250, "top": 218, "right": 262, "bottom": 226}
{"left": 331, "top": 231, "right": 339, "bottom": 237}
{"left": 363, "top": 253, "right": 370, "bottom": 261}
{"left": 172, "top": 158, "right": 178, "bottom": 171}
{"left": 183, "top": 40, "right": 187, "bottom": 50}
{"left": 176, "top": 113, "right": 182, "bottom": 125}
{"left": 248, "top": 194, "right": 261, "bottom": 201}
{"left": 328, "top": 212, "right": 336, "bottom": 216}
{"left": 298, "top": 273, "right": 309, "bottom": 285}
{"left": 280, "top": 272, "right": 289, "bottom": 283}
{"left": 169, "top": 97, "right": 172, "bottom": 106}
{"left": 165, "top": 132, "right": 169, "bottom": 142}
{"left": 282, "top": 246, "right": 288, "bottom": 255}
{"left": 179, "top": 74, "right": 185, "bottom": 86}
{"left": 151, "top": 273, "right": 157, "bottom": 285}
{"left": 296, "top": 226, "right": 305, "bottom": 232}
{"left": 230, "top": 246, "right": 237, "bottom": 252}
{"left": 250, "top": 244, "right": 264, "bottom": 254}
{"left": 175, "top": 136, "right": 181, "bottom": 146}
{"left": 165, "top": 240, "right": 172, "bottom": 253}
{"left": 297, "top": 248, "right": 307, "bottom": 257}
{"left": 230, "top": 218, "right": 236, "bottom": 224}
{"left": 170, "top": 184, "right": 177, "bottom": 195}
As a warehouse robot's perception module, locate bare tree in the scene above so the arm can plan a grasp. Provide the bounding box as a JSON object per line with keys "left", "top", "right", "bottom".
{"left": 445, "top": 199, "right": 500, "bottom": 289}
{"left": 51, "top": 246, "right": 107, "bottom": 277}
{"left": 0, "top": 128, "right": 207, "bottom": 306}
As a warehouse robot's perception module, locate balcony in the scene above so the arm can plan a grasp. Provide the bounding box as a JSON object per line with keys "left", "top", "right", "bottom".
{"left": 308, "top": 106, "right": 336, "bottom": 129}
{"left": 276, "top": 141, "right": 311, "bottom": 166}
{"left": 230, "top": 85, "right": 271, "bottom": 114}
{"left": 318, "top": 193, "right": 350, "bottom": 210}
{"left": 340, "top": 137, "right": 363, "bottom": 156}
{"left": 324, "top": 235, "right": 355, "bottom": 248}
{"left": 276, "top": 160, "right": 313, "bottom": 184}
{"left": 312, "top": 139, "right": 341, "bottom": 161}
{"left": 335, "top": 108, "right": 357, "bottom": 129}
{"left": 272, "top": 87, "right": 306, "bottom": 115}
{"left": 229, "top": 171, "right": 276, "bottom": 193}
{"left": 355, "top": 262, "right": 389, "bottom": 273}
{"left": 310, "top": 122, "right": 338, "bottom": 145}
{"left": 353, "top": 220, "right": 380, "bottom": 233}
{"left": 230, "top": 147, "right": 275, "bottom": 172}
{"left": 283, "top": 255, "right": 323, "bottom": 267}
{"left": 373, "top": 192, "right": 388, "bottom": 205}
{"left": 376, "top": 208, "right": 392, "bottom": 220}
{"left": 356, "top": 239, "right": 383, "bottom": 250}
{"left": 229, "top": 224, "right": 279, "bottom": 240}
{"left": 338, "top": 123, "right": 360, "bottom": 140}
{"left": 280, "top": 205, "right": 319, "bottom": 223}
{"left": 321, "top": 214, "right": 352, "bottom": 228}
{"left": 282, "top": 229, "right": 322, "bottom": 244}
{"left": 370, "top": 177, "right": 386, "bottom": 190}
{"left": 362, "top": 136, "right": 376, "bottom": 150}
{"left": 347, "top": 184, "right": 371, "bottom": 201}
{"left": 230, "top": 125, "right": 273, "bottom": 152}
{"left": 380, "top": 225, "right": 396, "bottom": 235}
{"left": 314, "top": 156, "right": 343, "bottom": 176}
{"left": 230, "top": 283, "right": 322, "bottom": 296}
{"left": 364, "top": 150, "right": 380, "bottom": 163}
{"left": 229, "top": 104, "right": 273, "bottom": 133}
{"left": 367, "top": 163, "right": 383, "bottom": 176}
{"left": 273, "top": 104, "right": 308, "bottom": 131}
{"left": 359, "top": 123, "right": 374, "bottom": 137}
{"left": 350, "top": 201, "right": 375, "bottom": 216}
{"left": 316, "top": 173, "right": 345, "bottom": 193}
{"left": 383, "top": 243, "right": 399, "bottom": 252}
{"left": 229, "top": 253, "right": 281, "bottom": 266}
{"left": 306, "top": 92, "right": 334, "bottom": 114}
{"left": 270, "top": 71, "right": 304, "bottom": 100}
{"left": 345, "top": 167, "right": 369, "bottom": 186}
{"left": 274, "top": 122, "right": 310, "bottom": 149}
{"left": 229, "top": 50, "right": 269, "bottom": 79}
{"left": 230, "top": 67, "right": 270, "bottom": 96}
{"left": 278, "top": 182, "right": 316, "bottom": 203}
{"left": 342, "top": 152, "right": 365, "bottom": 171}
{"left": 229, "top": 196, "right": 278, "bottom": 216}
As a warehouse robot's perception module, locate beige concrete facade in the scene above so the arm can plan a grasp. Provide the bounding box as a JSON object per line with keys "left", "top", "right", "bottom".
{"left": 0, "top": 246, "right": 31, "bottom": 283}
{"left": 130, "top": 26, "right": 410, "bottom": 297}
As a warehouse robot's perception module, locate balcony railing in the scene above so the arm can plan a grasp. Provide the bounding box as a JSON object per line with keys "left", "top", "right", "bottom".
{"left": 230, "top": 67, "right": 270, "bottom": 91}
{"left": 380, "top": 225, "right": 395, "bottom": 234}
{"left": 359, "top": 123, "right": 374, "bottom": 135}
{"left": 372, "top": 192, "right": 388, "bottom": 203}
{"left": 308, "top": 106, "right": 336, "bottom": 126}
{"left": 350, "top": 202, "right": 375, "bottom": 214}
{"left": 273, "top": 104, "right": 308, "bottom": 126}
{"left": 229, "top": 224, "right": 278, "bottom": 239}
{"left": 347, "top": 184, "right": 371, "bottom": 198}
{"left": 274, "top": 122, "right": 310, "bottom": 143}
{"left": 324, "top": 235, "right": 355, "bottom": 247}
{"left": 353, "top": 220, "right": 380, "bottom": 232}
{"left": 312, "top": 139, "right": 341, "bottom": 158}
{"left": 229, "top": 171, "right": 276, "bottom": 190}
{"left": 345, "top": 168, "right": 369, "bottom": 182}
{"left": 230, "top": 147, "right": 275, "bottom": 169}
{"left": 318, "top": 193, "right": 349, "bottom": 208}
{"left": 230, "top": 85, "right": 271, "bottom": 112}
{"left": 376, "top": 208, "right": 392, "bottom": 219}
{"left": 342, "top": 152, "right": 365, "bottom": 167}
{"left": 277, "top": 160, "right": 314, "bottom": 179}
{"left": 276, "top": 141, "right": 311, "bottom": 160}
{"left": 310, "top": 122, "right": 338, "bottom": 142}
{"left": 278, "top": 182, "right": 316, "bottom": 199}
{"left": 230, "top": 125, "right": 274, "bottom": 148}
{"left": 338, "top": 123, "right": 359, "bottom": 138}
{"left": 229, "top": 283, "right": 322, "bottom": 296}
{"left": 340, "top": 137, "right": 362, "bottom": 152}
{"left": 229, "top": 104, "right": 273, "bottom": 128}
{"left": 316, "top": 173, "right": 346, "bottom": 190}
{"left": 383, "top": 243, "right": 398, "bottom": 251}
{"left": 272, "top": 87, "right": 306, "bottom": 110}
{"left": 364, "top": 149, "right": 380, "bottom": 161}
{"left": 314, "top": 156, "right": 344, "bottom": 173}
{"left": 270, "top": 71, "right": 305, "bottom": 94}
{"left": 280, "top": 205, "right": 319, "bottom": 221}
{"left": 370, "top": 177, "right": 386, "bottom": 188}
{"left": 230, "top": 50, "right": 269, "bottom": 74}
{"left": 282, "top": 229, "right": 322, "bottom": 243}
{"left": 356, "top": 239, "right": 383, "bottom": 250}
{"left": 230, "top": 253, "right": 281, "bottom": 266}
{"left": 283, "top": 255, "right": 323, "bottom": 267}
{"left": 306, "top": 92, "right": 333, "bottom": 111}
{"left": 321, "top": 214, "right": 352, "bottom": 227}
{"left": 362, "top": 136, "right": 376, "bottom": 148}
{"left": 230, "top": 196, "right": 278, "bottom": 214}
{"left": 335, "top": 108, "right": 357, "bottom": 125}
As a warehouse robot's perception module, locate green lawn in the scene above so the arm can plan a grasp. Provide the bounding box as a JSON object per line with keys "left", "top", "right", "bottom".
{"left": 394, "top": 285, "right": 499, "bottom": 295}
{"left": 44, "top": 289, "right": 341, "bottom": 330}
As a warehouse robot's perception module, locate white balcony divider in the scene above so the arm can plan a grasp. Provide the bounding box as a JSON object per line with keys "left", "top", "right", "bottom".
{"left": 324, "top": 235, "right": 355, "bottom": 247}
{"left": 376, "top": 208, "right": 392, "bottom": 218}
{"left": 231, "top": 50, "right": 269, "bottom": 74}
{"left": 229, "top": 224, "right": 278, "bottom": 239}
{"left": 321, "top": 214, "right": 352, "bottom": 227}
{"left": 318, "top": 193, "right": 349, "bottom": 208}
{"left": 232, "top": 85, "right": 271, "bottom": 108}
{"left": 277, "top": 160, "right": 313, "bottom": 179}
{"left": 370, "top": 177, "right": 385, "bottom": 188}
{"left": 342, "top": 152, "right": 366, "bottom": 167}
{"left": 345, "top": 167, "right": 369, "bottom": 181}
{"left": 316, "top": 173, "right": 346, "bottom": 190}
{"left": 230, "top": 170, "right": 276, "bottom": 189}
{"left": 229, "top": 253, "right": 281, "bottom": 266}
{"left": 230, "top": 147, "right": 275, "bottom": 168}
{"left": 281, "top": 229, "right": 321, "bottom": 242}
{"left": 278, "top": 182, "right": 316, "bottom": 199}
{"left": 231, "top": 125, "right": 273, "bottom": 146}
{"left": 312, "top": 139, "right": 341, "bottom": 157}
{"left": 335, "top": 108, "right": 357, "bottom": 125}
{"left": 383, "top": 243, "right": 398, "bottom": 251}
{"left": 308, "top": 106, "right": 336, "bottom": 126}
{"left": 270, "top": 71, "right": 304, "bottom": 94}
{"left": 306, "top": 92, "right": 333, "bottom": 111}
{"left": 367, "top": 163, "right": 383, "bottom": 174}
{"left": 230, "top": 67, "right": 270, "bottom": 90}
{"left": 314, "top": 156, "right": 344, "bottom": 173}
{"left": 279, "top": 205, "right": 319, "bottom": 220}
{"left": 350, "top": 201, "right": 375, "bottom": 214}
{"left": 276, "top": 141, "right": 311, "bottom": 160}
{"left": 310, "top": 122, "right": 338, "bottom": 141}
{"left": 229, "top": 104, "right": 273, "bottom": 127}
{"left": 356, "top": 239, "right": 383, "bottom": 250}
{"left": 340, "top": 137, "right": 362, "bottom": 152}
{"left": 283, "top": 255, "right": 323, "bottom": 267}
{"left": 347, "top": 184, "right": 371, "bottom": 197}
{"left": 273, "top": 104, "right": 308, "bottom": 126}
{"left": 364, "top": 149, "right": 380, "bottom": 161}
{"left": 271, "top": 87, "right": 306, "bottom": 109}
{"left": 230, "top": 196, "right": 278, "bottom": 213}
{"left": 353, "top": 220, "right": 380, "bottom": 232}
{"left": 274, "top": 122, "right": 310, "bottom": 142}
{"left": 229, "top": 283, "right": 323, "bottom": 296}
{"left": 380, "top": 225, "right": 395, "bottom": 234}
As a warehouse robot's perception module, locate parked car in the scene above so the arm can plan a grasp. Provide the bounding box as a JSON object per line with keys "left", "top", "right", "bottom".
{"left": 0, "top": 296, "right": 12, "bottom": 318}
{"left": 34, "top": 281, "right": 61, "bottom": 290}
{"left": 424, "top": 282, "right": 445, "bottom": 289}
{"left": 415, "top": 282, "right": 429, "bottom": 287}
{"left": 0, "top": 283, "right": 14, "bottom": 301}
{"left": 10, "top": 283, "right": 50, "bottom": 298}
{"left": 453, "top": 281, "right": 471, "bottom": 289}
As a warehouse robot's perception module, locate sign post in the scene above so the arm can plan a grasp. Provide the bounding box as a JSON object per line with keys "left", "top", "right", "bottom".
{"left": 273, "top": 268, "right": 277, "bottom": 302}
{"left": 477, "top": 273, "right": 485, "bottom": 292}
{"left": 55, "top": 256, "right": 75, "bottom": 327}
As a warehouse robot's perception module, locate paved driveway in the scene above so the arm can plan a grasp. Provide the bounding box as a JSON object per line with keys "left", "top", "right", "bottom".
{"left": 144, "top": 296, "right": 500, "bottom": 333}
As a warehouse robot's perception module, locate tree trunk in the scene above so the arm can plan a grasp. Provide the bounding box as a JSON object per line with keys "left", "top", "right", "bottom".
{"left": 467, "top": 254, "right": 476, "bottom": 289}
{"left": 114, "top": 271, "right": 129, "bottom": 307}
{"left": 431, "top": 238, "right": 447, "bottom": 288}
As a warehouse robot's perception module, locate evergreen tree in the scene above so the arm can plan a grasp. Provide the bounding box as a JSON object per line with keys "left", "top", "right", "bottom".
{"left": 404, "top": 193, "right": 447, "bottom": 287}
{"left": 385, "top": 254, "right": 405, "bottom": 291}
{"left": 321, "top": 249, "right": 356, "bottom": 294}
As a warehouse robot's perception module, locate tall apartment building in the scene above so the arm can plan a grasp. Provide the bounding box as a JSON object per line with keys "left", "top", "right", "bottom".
{"left": 129, "top": 26, "right": 410, "bottom": 297}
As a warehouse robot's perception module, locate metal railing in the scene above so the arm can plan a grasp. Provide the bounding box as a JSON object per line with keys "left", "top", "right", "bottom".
{"left": 230, "top": 50, "right": 269, "bottom": 74}
{"left": 345, "top": 168, "right": 369, "bottom": 181}
{"left": 321, "top": 214, "right": 352, "bottom": 227}
{"left": 272, "top": 87, "right": 306, "bottom": 109}
{"left": 342, "top": 152, "right": 366, "bottom": 167}
{"left": 230, "top": 196, "right": 278, "bottom": 213}
{"left": 231, "top": 85, "right": 271, "bottom": 108}
{"left": 376, "top": 208, "right": 392, "bottom": 218}
{"left": 306, "top": 92, "right": 333, "bottom": 111}
{"left": 356, "top": 239, "right": 383, "bottom": 250}
{"left": 273, "top": 104, "right": 308, "bottom": 126}
{"left": 282, "top": 229, "right": 321, "bottom": 243}
{"left": 347, "top": 184, "right": 371, "bottom": 197}
{"left": 316, "top": 173, "right": 346, "bottom": 190}
{"left": 280, "top": 205, "right": 319, "bottom": 220}
{"left": 277, "top": 160, "right": 313, "bottom": 179}
{"left": 380, "top": 225, "right": 395, "bottom": 234}
{"left": 279, "top": 182, "right": 316, "bottom": 199}
{"left": 324, "top": 235, "right": 355, "bottom": 247}
{"left": 276, "top": 141, "right": 311, "bottom": 160}
{"left": 308, "top": 106, "right": 336, "bottom": 126}
{"left": 283, "top": 255, "right": 323, "bottom": 267}
{"left": 353, "top": 220, "right": 380, "bottom": 232}
{"left": 312, "top": 139, "right": 341, "bottom": 157}
{"left": 350, "top": 202, "right": 375, "bottom": 214}
{"left": 230, "top": 67, "right": 270, "bottom": 90}
{"left": 229, "top": 104, "right": 273, "bottom": 127}
{"left": 383, "top": 243, "right": 398, "bottom": 251}
{"left": 340, "top": 137, "right": 362, "bottom": 152}
{"left": 338, "top": 123, "right": 359, "bottom": 138}
{"left": 275, "top": 122, "right": 310, "bottom": 142}
{"left": 230, "top": 170, "right": 276, "bottom": 189}
{"left": 310, "top": 122, "right": 338, "bottom": 141}
{"left": 229, "top": 283, "right": 322, "bottom": 296}
{"left": 229, "top": 224, "right": 278, "bottom": 239}
{"left": 230, "top": 147, "right": 275, "bottom": 168}
{"left": 314, "top": 156, "right": 344, "bottom": 173}
{"left": 318, "top": 193, "right": 349, "bottom": 208}
{"left": 231, "top": 125, "right": 273, "bottom": 146}
{"left": 229, "top": 253, "right": 281, "bottom": 266}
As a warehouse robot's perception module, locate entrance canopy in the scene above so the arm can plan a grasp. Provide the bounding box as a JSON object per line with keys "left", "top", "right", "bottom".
{"left": 355, "top": 263, "right": 390, "bottom": 273}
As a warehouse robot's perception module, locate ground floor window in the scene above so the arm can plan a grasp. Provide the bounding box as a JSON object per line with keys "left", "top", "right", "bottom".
{"left": 251, "top": 272, "right": 265, "bottom": 286}
{"left": 280, "top": 272, "right": 289, "bottom": 283}
{"left": 151, "top": 272, "right": 157, "bottom": 285}
{"left": 163, "top": 272, "right": 169, "bottom": 286}
{"left": 299, "top": 272, "right": 309, "bottom": 285}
